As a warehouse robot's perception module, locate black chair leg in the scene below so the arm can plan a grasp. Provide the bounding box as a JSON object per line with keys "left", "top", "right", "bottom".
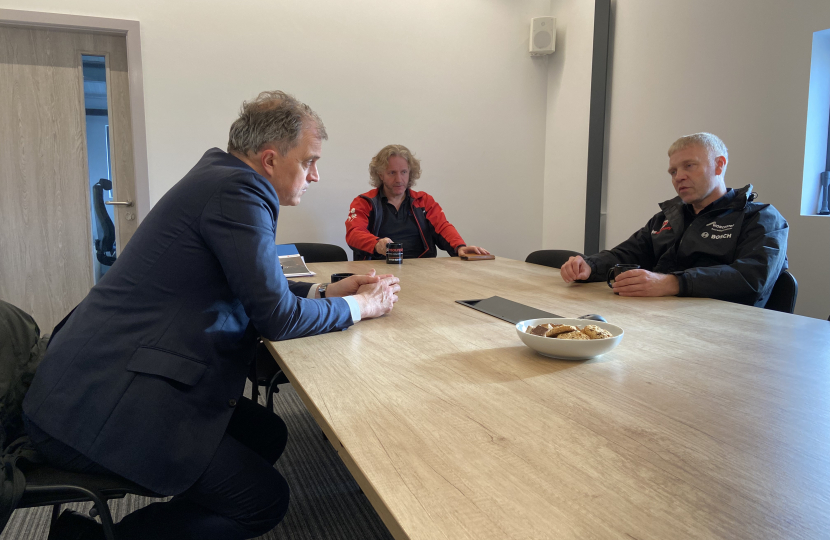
{"left": 96, "top": 505, "right": 117, "bottom": 540}
{"left": 247, "top": 362, "right": 261, "bottom": 404}
{"left": 86, "top": 490, "right": 116, "bottom": 540}
{"left": 50, "top": 503, "right": 61, "bottom": 528}
{"left": 41, "top": 485, "right": 118, "bottom": 540}
{"left": 264, "top": 370, "right": 282, "bottom": 411}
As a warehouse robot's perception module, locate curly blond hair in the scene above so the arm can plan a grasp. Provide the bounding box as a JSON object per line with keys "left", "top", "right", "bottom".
{"left": 369, "top": 144, "right": 421, "bottom": 189}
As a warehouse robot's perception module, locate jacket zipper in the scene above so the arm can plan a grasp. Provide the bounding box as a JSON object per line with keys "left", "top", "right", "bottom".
{"left": 411, "top": 201, "right": 430, "bottom": 258}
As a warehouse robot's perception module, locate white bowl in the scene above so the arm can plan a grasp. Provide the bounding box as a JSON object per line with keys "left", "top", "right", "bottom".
{"left": 516, "top": 318, "right": 624, "bottom": 360}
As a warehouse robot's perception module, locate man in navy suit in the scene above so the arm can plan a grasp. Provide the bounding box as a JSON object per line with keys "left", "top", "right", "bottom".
{"left": 22, "top": 91, "right": 400, "bottom": 539}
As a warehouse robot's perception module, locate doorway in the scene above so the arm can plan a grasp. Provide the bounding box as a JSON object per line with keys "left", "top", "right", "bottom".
{"left": 0, "top": 23, "right": 140, "bottom": 330}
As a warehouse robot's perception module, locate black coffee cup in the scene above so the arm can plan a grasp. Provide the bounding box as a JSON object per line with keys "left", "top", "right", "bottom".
{"left": 331, "top": 273, "right": 354, "bottom": 283}
{"left": 607, "top": 264, "right": 640, "bottom": 289}
{"left": 386, "top": 242, "right": 403, "bottom": 264}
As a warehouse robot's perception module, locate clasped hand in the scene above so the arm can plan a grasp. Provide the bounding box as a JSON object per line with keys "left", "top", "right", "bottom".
{"left": 325, "top": 270, "right": 400, "bottom": 319}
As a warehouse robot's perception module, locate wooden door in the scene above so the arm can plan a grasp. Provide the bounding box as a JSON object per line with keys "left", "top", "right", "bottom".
{"left": 0, "top": 25, "right": 137, "bottom": 331}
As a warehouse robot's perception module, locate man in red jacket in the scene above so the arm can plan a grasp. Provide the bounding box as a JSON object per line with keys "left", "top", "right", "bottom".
{"left": 346, "top": 144, "right": 489, "bottom": 259}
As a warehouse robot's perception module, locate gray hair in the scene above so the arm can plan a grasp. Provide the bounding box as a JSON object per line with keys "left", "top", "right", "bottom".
{"left": 227, "top": 90, "right": 327, "bottom": 156}
{"left": 667, "top": 132, "right": 729, "bottom": 165}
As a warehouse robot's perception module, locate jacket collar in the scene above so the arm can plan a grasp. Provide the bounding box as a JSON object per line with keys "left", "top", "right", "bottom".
{"left": 658, "top": 183, "right": 754, "bottom": 215}
{"left": 370, "top": 188, "right": 425, "bottom": 204}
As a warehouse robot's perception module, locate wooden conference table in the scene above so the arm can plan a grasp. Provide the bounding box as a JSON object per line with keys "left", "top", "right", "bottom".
{"left": 265, "top": 257, "right": 830, "bottom": 540}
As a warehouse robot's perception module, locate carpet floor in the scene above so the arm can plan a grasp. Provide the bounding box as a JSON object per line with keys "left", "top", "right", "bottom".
{"left": 1, "top": 383, "right": 394, "bottom": 540}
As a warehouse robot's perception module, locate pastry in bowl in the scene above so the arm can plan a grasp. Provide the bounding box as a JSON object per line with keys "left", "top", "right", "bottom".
{"left": 516, "top": 318, "right": 624, "bottom": 360}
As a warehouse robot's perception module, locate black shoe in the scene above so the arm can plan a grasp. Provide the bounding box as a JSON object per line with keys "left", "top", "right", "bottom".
{"left": 47, "top": 509, "right": 105, "bottom": 540}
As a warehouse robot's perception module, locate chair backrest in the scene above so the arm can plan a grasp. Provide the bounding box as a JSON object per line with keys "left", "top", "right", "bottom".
{"left": 293, "top": 243, "right": 349, "bottom": 263}
{"left": 92, "top": 179, "right": 116, "bottom": 266}
{"left": 525, "top": 250, "right": 584, "bottom": 269}
{"left": 763, "top": 269, "right": 798, "bottom": 314}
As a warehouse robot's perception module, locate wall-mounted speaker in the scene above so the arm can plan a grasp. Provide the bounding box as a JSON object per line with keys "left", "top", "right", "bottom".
{"left": 529, "top": 17, "right": 556, "bottom": 56}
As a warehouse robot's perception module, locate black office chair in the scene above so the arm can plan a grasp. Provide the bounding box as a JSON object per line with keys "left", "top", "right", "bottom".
{"left": 525, "top": 249, "right": 584, "bottom": 269}
{"left": 15, "top": 464, "right": 159, "bottom": 539}
{"left": 0, "top": 301, "right": 161, "bottom": 539}
{"left": 92, "top": 179, "right": 116, "bottom": 266}
{"left": 293, "top": 243, "right": 348, "bottom": 263}
{"left": 248, "top": 339, "right": 288, "bottom": 412}
{"left": 763, "top": 270, "right": 798, "bottom": 314}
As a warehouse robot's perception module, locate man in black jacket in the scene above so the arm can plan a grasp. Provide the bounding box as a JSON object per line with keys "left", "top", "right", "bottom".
{"left": 560, "top": 132, "right": 788, "bottom": 307}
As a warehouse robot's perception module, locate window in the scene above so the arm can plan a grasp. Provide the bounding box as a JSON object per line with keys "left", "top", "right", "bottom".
{"left": 801, "top": 28, "right": 830, "bottom": 216}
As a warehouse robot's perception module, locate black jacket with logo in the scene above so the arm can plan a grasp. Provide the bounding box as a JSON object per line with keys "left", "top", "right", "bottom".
{"left": 583, "top": 184, "right": 788, "bottom": 307}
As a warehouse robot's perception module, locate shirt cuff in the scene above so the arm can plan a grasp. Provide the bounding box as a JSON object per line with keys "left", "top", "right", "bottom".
{"left": 309, "top": 284, "right": 360, "bottom": 323}
{"left": 307, "top": 284, "right": 322, "bottom": 299}
{"left": 344, "top": 296, "right": 361, "bottom": 323}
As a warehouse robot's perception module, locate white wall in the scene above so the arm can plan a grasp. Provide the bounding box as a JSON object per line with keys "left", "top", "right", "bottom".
{"left": 0, "top": 0, "right": 552, "bottom": 260}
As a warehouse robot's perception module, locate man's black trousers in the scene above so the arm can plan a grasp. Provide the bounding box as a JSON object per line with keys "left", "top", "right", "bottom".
{"left": 25, "top": 396, "right": 290, "bottom": 540}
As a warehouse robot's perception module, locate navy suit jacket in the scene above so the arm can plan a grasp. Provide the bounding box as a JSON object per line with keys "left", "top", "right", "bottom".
{"left": 23, "top": 149, "right": 353, "bottom": 495}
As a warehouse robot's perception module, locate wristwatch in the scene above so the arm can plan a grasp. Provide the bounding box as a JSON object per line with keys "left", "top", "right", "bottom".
{"left": 317, "top": 283, "right": 328, "bottom": 299}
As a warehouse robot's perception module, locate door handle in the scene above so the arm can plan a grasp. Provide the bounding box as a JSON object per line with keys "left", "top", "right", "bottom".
{"left": 105, "top": 200, "right": 133, "bottom": 207}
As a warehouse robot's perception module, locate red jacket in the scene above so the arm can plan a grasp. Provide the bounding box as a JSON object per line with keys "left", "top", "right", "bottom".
{"left": 346, "top": 188, "right": 466, "bottom": 260}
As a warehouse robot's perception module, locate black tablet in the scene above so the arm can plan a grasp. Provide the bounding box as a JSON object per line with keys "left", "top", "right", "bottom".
{"left": 456, "top": 296, "right": 561, "bottom": 324}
